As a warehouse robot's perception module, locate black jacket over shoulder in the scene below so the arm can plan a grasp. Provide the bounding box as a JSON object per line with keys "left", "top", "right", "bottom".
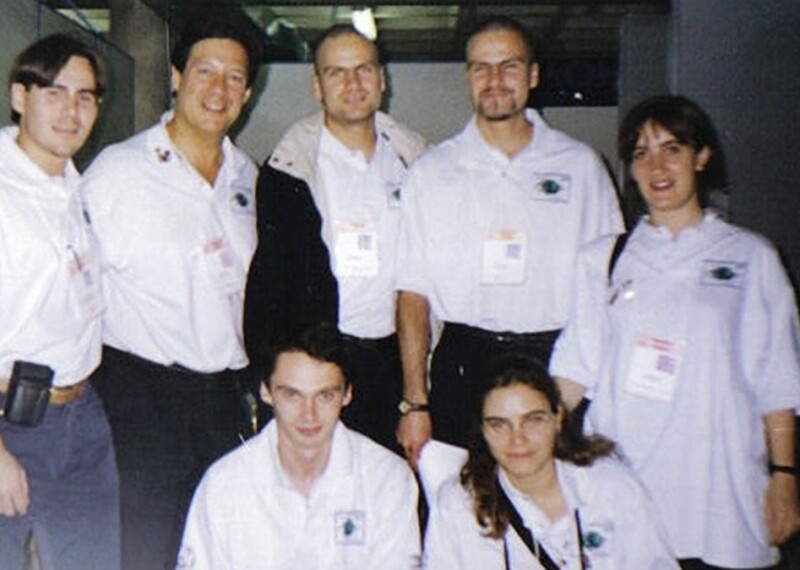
{"left": 243, "top": 112, "right": 426, "bottom": 362}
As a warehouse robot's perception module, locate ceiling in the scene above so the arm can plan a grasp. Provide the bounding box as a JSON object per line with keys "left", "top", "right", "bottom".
{"left": 50, "top": 1, "right": 671, "bottom": 62}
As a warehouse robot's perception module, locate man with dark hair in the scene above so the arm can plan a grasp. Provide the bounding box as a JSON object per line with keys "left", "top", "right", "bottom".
{"left": 81, "top": 15, "right": 261, "bottom": 570}
{"left": 395, "top": 16, "right": 623, "bottom": 465}
{"left": 177, "top": 324, "right": 421, "bottom": 569}
{"left": 0, "top": 34, "right": 119, "bottom": 569}
{"left": 244, "top": 24, "right": 426, "bottom": 451}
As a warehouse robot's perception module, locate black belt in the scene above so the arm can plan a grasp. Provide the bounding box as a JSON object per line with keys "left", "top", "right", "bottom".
{"left": 340, "top": 333, "right": 397, "bottom": 350}
{"left": 102, "top": 346, "right": 246, "bottom": 383}
{"left": 443, "top": 322, "right": 560, "bottom": 345}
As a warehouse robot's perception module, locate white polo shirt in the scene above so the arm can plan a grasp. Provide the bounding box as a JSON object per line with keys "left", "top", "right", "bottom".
{"left": 0, "top": 126, "right": 101, "bottom": 387}
{"left": 550, "top": 213, "right": 800, "bottom": 567}
{"left": 178, "top": 421, "right": 421, "bottom": 570}
{"left": 424, "top": 458, "right": 677, "bottom": 569}
{"left": 396, "top": 109, "right": 622, "bottom": 333}
{"left": 81, "top": 114, "right": 257, "bottom": 372}
{"left": 317, "top": 127, "right": 408, "bottom": 338}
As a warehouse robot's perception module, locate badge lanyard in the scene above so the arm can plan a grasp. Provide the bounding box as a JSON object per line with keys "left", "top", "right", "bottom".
{"left": 498, "top": 479, "right": 585, "bottom": 570}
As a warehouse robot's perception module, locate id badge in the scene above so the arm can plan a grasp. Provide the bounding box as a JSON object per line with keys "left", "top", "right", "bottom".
{"left": 334, "top": 221, "right": 379, "bottom": 277}
{"left": 202, "top": 236, "right": 242, "bottom": 296}
{"left": 481, "top": 229, "right": 526, "bottom": 285}
{"left": 625, "top": 334, "right": 684, "bottom": 402}
{"left": 69, "top": 247, "right": 104, "bottom": 318}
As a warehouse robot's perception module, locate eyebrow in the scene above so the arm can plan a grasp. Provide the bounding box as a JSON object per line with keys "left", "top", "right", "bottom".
{"left": 484, "top": 408, "right": 550, "bottom": 421}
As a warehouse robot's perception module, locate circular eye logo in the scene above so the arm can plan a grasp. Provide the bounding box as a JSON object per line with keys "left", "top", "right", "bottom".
{"left": 710, "top": 266, "right": 736, "bottom": 280}
{"left": 539, "top": 179, "right": 562, "bottom": 195}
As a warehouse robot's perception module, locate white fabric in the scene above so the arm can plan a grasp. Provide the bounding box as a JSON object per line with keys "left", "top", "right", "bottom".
{"left": 0, "top": 126, "right": 100, "bottom": 387}
{"left": 417, "top": 440, "right": 468, "bottom": 506}
{"left": 81, "top": 114, "right": 257, "bottom": 372}
{"left": 317, "top": 126, "right": 408, "bottom": 338}
{"left": 396, "top": 109, "right": 622, "bottom": 333}
{"left": 550, "top": 213, "right": 800, "bottom": 567}
{"left": 178, "top": 421, "right": 421, "bottom": 570}
{"left": 423, "top": 458, "right": 677, "bottom": 569}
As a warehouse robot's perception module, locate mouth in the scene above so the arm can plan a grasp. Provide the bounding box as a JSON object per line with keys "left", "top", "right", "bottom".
{"left": 648, "top": 179, "right": 674, "bottom": 192}
{"left": 297, "top": 426, "right": 322, "bottom": 438}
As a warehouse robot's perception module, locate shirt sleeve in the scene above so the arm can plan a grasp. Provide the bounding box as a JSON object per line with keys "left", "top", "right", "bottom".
{"left": 579, "top": 152, "right": 624, "bottom": 245}
{"left": 740, "top": 241, "right": 800, "bottom": 414}
{"left": 176, "top": 475, "right": 233, "bottom": 570}
{"left": 367, "top": 462, "right": 422, "bottom": 570}
{"left": 549, "top": 237, "right": 617, "bottom": 389}
{"left": 395, "top": 162, "right": 430, "bottom": 297}
{"left": 422, "top": 481, "right": 471, "bottom": 570}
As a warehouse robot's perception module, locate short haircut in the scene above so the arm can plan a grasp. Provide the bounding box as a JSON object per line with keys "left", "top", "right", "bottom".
{"left": 312, "top": 24, "right": 380, "bottom": 75}
{"left": 261, "top": 323, "right": 353, "bottom": 390}
{"left": 619, "top": 95, "right": 726, "bottom": 209}
{"left": 8, "top": 34, "right": 105, "bottom": 123}
{"left": 465, "top": 16, "right": 536, "bottom": 64}
{"left": 171, "top": 14, "right": 263, "bottom": 88}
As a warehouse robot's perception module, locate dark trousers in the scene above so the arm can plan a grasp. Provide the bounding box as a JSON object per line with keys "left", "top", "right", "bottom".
{"left": 0, "top": 386, "right": 120, "bottom": 570}
{"left": 92, "top": 347, "right": 252, "bottom": 570}
{"left": 429, "top": 323, "right": 560, "bottom": 447}
{"left": 340, "top": 333, "right": 403, "bottom": 453}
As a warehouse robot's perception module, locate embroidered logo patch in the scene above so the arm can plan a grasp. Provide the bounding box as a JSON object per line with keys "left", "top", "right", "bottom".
{"left": 334, "top": 510, "right": 366, "bottom": 545}
{"left": 531, "top": 173, "right": 571, "bottom": 203}
{"left": 581, "top": 519, "right": 614, "bottom": 560}
{"left": 700, "top": 259, "right": 747, "bottom": 288}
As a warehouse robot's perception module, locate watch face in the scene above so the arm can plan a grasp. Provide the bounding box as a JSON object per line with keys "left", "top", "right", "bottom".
{"left": 398, "top": 400, "right": 411, "bottom": 415}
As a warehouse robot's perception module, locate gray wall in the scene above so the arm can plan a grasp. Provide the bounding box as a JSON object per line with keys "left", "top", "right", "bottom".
{"left": 0, "top": 0, "right": 135, "bottom": 168}
{"left": 620, "top": 0, "right": 800, "bottom": 284}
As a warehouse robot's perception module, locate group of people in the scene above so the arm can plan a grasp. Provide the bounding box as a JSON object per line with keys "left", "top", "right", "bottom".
{"left": 0, "top": 10, "right": 798, "bottom": 570}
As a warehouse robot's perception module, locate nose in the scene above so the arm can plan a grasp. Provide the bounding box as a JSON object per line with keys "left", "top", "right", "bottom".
{"left": 301, "top": 397, "right": 318, "bottom": 422}
{"left": 207, "top": 71, "right": 227, "bottom": 94}
{"left": 485, "top": 63, "right": 506, "bottom": 86}
{"left": 510, "top": 424, "right": 529, "bottom": 445}
{"left": 343, "top": 68, "right": 362, "bottom": 88}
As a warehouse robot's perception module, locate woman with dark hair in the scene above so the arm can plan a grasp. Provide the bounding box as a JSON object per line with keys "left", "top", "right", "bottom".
{"left": 423, "top": 355, "right": 676, "bottom": 569}
{"left": 551, "top": 95, "right": 800, "bottom": 569}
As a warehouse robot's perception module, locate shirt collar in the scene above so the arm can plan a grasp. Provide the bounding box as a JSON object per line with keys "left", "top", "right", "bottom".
{"left": 0, "top": 125, "right": 80, "bottom": 188}
{"left": 265, "top": 420, "right": 354, "bottom": 492}
{"left": 147, "top": 111, "right": 240, "bottom": 189}
{"left": 460, "top": 108, "right": 551, "bottom": 167}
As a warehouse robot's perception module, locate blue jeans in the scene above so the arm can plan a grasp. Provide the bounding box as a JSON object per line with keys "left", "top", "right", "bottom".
{"left": 0, "top": 385, "right": 120, "bottom": 570}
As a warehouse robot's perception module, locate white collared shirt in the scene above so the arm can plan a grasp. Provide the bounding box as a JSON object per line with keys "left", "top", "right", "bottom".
{"left": 316, "top": 127, "right": 408, "bottom": 338}
{"left": 397, "top": 109, "right": 622, "bottom": 333}
{"left": 550, "top": 213, "right": 800, "bottom": 567}
{"left": 81, "top": 114, "right": 257, "bottom": 372}
{"left": 423, "top": 458, "right": 677, "bottom": 569}
{"left": 178, "top": 421, "right": 421, "bottom": 570}
{"left": 0, "top": 126, "right": 101, "bottom": 387}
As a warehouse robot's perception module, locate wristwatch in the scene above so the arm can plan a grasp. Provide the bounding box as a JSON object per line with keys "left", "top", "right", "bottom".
{"left": 398, "top": 398, "right": 430, "bottom": 415}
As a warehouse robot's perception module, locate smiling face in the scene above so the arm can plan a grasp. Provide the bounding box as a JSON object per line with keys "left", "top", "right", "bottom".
{"left": 630, "top": 120, "right": 710, "bottom": 228}
{"left": 261, "top": 351, "right": 352, "bottom": 457}
{"left": 482, "top": 382, "right": 560, "bottom": 488}
{"left": 466, "top": 29, "right": 538, "bottom": 124}
{"left": 170, "top": 38, "right": 251, "bottom": 141}
{"left": 313, "top": 32, "right": 385, "bottom": 129}
{"left": 11, "top": 55, "right": 99, "bottom": 176}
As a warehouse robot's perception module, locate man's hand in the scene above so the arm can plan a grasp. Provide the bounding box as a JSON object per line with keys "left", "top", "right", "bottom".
{"left": 764, "top": 472, "right": 800, "bottom": 545}
{"left": 397, "top": 412, "right": 432, "bottom": 471}
{"left": 0, "top": 446, "right": 29, "bottom": 517}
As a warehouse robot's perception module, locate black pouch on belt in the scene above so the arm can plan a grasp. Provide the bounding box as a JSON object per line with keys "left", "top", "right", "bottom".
{"left": 3, "top": 361, "right": 54, "bottom": 427}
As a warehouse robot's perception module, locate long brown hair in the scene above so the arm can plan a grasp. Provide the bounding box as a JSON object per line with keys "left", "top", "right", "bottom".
{"left": 459, "top": 354, "right": 615, "bottom": 538}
